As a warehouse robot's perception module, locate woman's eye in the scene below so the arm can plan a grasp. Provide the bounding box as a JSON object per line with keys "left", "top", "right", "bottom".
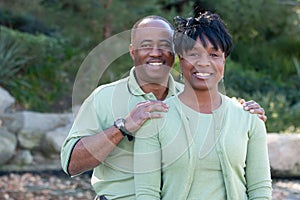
{"left": 189, "top": 53, "right": 199, "bottom": 57}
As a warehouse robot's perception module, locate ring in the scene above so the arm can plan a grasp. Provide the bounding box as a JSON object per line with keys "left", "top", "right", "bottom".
{"left": 145, "top": 112, "right": 151, "bottom": 117}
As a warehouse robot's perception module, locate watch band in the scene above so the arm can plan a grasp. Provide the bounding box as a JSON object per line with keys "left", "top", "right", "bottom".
{"left": 121, "top": 129, "right": 134, "bottom": 141}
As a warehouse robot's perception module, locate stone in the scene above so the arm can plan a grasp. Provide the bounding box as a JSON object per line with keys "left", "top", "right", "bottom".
{"left": 268, "top": 133, "right": 300, "bottom": 178}
{"left": 0, "top": 87, "right": 15, "bottom": 114}
{"left": 0, "top": 112, "right": 23, "bottom": 134}
{"left": 10, "top": 150, "right": 33, "bottom": 165}
{"left": 42, "top": 123, "right": 72, "bottom": 156}
{"left": 0, "top": 128, "right": 17, "bottom": 165}
{"left": 17, "top": 111, "right": 72, "bottom": 149}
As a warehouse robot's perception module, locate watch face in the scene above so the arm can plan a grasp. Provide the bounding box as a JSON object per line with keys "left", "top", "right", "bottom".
{"left": 116, "top": 118, "right": 125, "bottom": 128}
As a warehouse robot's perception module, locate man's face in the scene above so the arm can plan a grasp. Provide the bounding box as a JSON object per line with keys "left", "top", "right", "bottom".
{"left": 130, "top": 19, "right": 175, "bottom": 85}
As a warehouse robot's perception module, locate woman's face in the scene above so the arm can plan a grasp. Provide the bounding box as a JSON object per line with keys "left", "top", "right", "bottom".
{"left": 180, "top": 37, "right": 225, "bottom": 92}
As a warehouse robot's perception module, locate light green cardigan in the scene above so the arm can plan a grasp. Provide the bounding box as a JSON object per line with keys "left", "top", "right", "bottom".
{"left": 134, "top": 94, "right": 272, "bottom": 200}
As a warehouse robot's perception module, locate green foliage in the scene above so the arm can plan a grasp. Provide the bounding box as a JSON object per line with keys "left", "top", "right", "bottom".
{"left": 0, "top": 9, "right": 53, "bottom": 35}
{"left": 209, "top": 0, "right": 297, "bottom": 42}
{"left": 231, "top": 38, "right": 300, "bottom": 84}
{"left": 224, "top": 59, "right": 300, "bottom": 132}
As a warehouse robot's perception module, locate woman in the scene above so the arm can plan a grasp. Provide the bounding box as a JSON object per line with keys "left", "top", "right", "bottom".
{"left": 134, "top": 11, "right": 272, "bottom": 199}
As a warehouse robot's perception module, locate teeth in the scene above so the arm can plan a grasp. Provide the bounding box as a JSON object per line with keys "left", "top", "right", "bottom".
{"left": 195, "top": 72, "right": 211, "bottom": 76}
{"left": 149, "top": 62, "right": 163, "bottom": 66}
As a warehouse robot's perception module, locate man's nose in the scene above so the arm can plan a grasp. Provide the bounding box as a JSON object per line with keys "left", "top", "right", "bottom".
{"left": 149, "top": 46, "right": 162, "bottom": 56}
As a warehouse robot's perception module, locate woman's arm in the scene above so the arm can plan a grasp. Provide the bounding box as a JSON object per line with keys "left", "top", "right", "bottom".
{"left": 246, "top": 117, "right": 272, "bottom": 199}
{"left": 134, "top": 120, "right": 162, "bottom": 200}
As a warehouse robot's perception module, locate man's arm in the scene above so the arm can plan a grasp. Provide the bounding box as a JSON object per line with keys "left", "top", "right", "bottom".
{"left": 67, "top": 100, "right": 169, "bottom": 176}
{"left": 67, "top": 126, "right": 124, "bottom": 176}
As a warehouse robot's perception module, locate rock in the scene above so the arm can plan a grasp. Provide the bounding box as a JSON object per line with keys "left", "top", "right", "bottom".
{"left": 0, "top": 87, "right": 15, "bottom": 114}
{"left": 0, "top": 112, "right": 23, "bottom": 134}
{"left": 0, "top": 128, "right": 17, "bottom": 165}
{"left": 10, "top": 150, "right": 33, "bottom": 165}
{"left": 17, "top": 111, "right": 72, "bottom": 149}
{"left": 268, "top": 133, "right": 300, "bottom": 178}
{"left": 42, "top": 123, "right": 72, "bottom": 156}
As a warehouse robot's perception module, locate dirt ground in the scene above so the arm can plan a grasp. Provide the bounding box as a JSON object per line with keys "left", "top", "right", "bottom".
{"left": 0, "top": 172, "right": 299, "bottom": 200}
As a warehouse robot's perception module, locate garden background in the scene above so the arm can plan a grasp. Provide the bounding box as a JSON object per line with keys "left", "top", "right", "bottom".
{"left": 1, "top": 0, "right": 300, "bottom": 133}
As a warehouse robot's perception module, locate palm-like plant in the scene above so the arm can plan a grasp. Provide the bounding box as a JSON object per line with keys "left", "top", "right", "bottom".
{"left": 0, "top": 31, "right": 31, "bottom": 88}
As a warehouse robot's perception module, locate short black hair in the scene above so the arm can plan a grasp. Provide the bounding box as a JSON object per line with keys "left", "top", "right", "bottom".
{"left": 173, "top": 11, "right": 233, "bottom": 58}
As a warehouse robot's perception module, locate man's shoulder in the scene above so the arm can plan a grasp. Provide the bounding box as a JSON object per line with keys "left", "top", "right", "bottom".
{"left": 93, "top": 77, "right": 129, "bottom": 94}
{"left": 164, "top": 95, "right": 177, "bottom": 105}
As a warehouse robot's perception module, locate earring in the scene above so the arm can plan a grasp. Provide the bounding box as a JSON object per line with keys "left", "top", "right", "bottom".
{"left": 219, "top": 77, "right": 226, "bottom": 95}
{"left": 179, "top": 72, "right": 183, "bottom": 81}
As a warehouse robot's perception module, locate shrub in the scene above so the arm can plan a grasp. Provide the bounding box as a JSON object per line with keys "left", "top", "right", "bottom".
{"left": 224, "top": 59, "right": 300, "bottom": 133}
{"left": 0, "top": 32, "right": 31, "bottom": 89}
{"left": 0, "top": 26, "right": 69, "bottom": 112}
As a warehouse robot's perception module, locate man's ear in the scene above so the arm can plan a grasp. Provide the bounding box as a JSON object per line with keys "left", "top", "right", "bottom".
{"left": 129, "top": 44, "right": 135, "bottom": 59}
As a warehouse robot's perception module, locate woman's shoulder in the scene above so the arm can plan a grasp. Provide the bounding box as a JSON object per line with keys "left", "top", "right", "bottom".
{"left": 223, "top": 95, "right": 263, "bottom": 124}
{"left": 223, "top": 95, "right": 246, "bottom": 112}
{"left": 164, "top": 96, "right": 185, "bottom": 116}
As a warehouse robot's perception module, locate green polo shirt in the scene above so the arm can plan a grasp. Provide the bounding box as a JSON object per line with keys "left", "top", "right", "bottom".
{"left": 60, "top": 67, "right": 183, "bottom": 199}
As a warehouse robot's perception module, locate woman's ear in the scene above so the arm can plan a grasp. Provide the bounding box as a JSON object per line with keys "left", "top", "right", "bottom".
{"left": 178, "top": 54, "right": 183, "bottom": 60}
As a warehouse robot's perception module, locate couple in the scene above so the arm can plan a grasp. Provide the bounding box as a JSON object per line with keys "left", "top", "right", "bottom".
{"left": 61, "top": 10, "right": 272, "bottom": 200}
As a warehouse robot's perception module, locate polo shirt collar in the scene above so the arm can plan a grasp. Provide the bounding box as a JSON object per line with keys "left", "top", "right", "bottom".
{"left": 127, "top": 67, "right": 177, "bottom": 98}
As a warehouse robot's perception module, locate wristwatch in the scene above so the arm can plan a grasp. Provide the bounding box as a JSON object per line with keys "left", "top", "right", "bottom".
{"left": 114, "top": 118, "right": 134, "bottom": 141}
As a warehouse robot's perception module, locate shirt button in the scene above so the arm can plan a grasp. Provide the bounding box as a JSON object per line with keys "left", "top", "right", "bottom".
{"left": 146, "top": 94, "right": 154, "bottom": 99}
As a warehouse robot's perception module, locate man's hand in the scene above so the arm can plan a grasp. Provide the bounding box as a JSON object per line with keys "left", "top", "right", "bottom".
{"left": 240, "top": 99, "right": 267, "bottom": 122}
{"left": 124, "top": 100, "right": 169, "bottom": 134}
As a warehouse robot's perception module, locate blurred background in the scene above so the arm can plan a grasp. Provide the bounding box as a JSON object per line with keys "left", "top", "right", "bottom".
{"left": 0, "top": 0, "right": 299, "bottom": 132}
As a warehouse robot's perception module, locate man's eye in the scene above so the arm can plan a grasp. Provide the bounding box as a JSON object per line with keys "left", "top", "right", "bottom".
{"left": 141, "top": 44, "right": 152, "bottom": 48}
{"left": 160, "top": 44, "right": 171, "bottom": 49}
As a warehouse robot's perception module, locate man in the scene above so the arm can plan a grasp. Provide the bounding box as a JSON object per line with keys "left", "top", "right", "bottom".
{"left": 61, "top": 15, "right": 266, "bottom": 200}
